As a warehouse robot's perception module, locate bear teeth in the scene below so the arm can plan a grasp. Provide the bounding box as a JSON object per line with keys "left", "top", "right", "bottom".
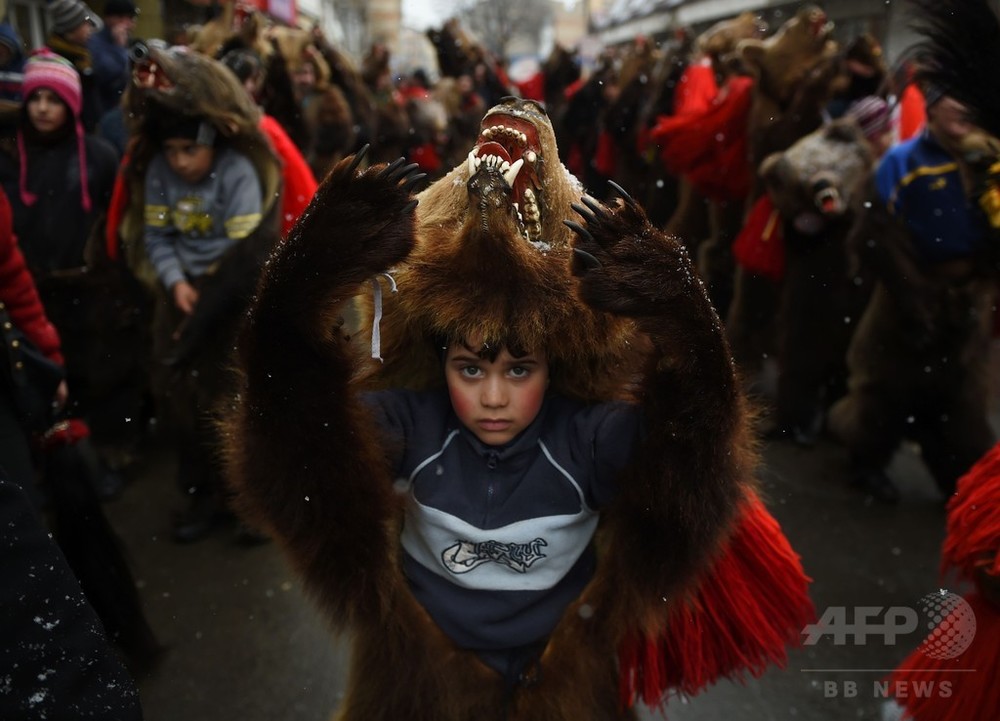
{"left": 482, "top": 125, "right": 527, "bottom": 146}
{"left": 471, "top": 154, "right": 514, "bottom": 174}
{"left": 503, "top": 158, "right": 524, "bottom": 188}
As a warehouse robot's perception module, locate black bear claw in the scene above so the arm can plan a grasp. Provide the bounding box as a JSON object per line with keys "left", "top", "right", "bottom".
{"left": 347, "top": 145, "right": 370, "bottom": 175}
{"left": 607, "top": 180, "right": 636, "bottom": 206}
{"left": 563, "top": 219, "right": 594, "bottom": 243}
{"left": 572, "top": 247, "right": 602, "bottom": 270}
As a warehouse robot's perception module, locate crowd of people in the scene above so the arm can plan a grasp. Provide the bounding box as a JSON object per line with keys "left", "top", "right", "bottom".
{"left": 1, "top": 0, "right": 1000, "bottom": 718}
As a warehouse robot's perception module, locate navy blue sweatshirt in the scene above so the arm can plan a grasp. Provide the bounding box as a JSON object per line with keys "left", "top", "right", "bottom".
{"left": 366, "top": 389, "right": 641, "bottom": 678}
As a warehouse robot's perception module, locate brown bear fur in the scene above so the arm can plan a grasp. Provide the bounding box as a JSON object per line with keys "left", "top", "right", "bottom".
{"left": 726, "top": 5, "right": 842, "bottom": 379}
{"left": 757, "top": 118, "right": 876, "bottom": 439}
{"left": 222, "top": 98, "right": 758, "bottom": 719}
{"left": 697, "top": 11, "right": 767, "bottom": 67}
{"left": 120, "top": 44, "right": 283, "bottom": 457}
{"left": 739, "top": 4, "right": 840, "bottom": 169}
{"left": 120, "top": 45, "right": 282, "bottom": 291}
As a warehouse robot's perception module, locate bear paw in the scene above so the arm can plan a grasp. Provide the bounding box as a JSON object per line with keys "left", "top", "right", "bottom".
{"left": 564, "top": 181, "right": 702, "bottom": 317}
{"left": 285, "top": 146, "right": 426, "bottom": 279}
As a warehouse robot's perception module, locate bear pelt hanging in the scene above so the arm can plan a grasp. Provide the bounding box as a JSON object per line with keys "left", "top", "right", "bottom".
{"left": 755, "top": 118, "right": 877, "bottom": 441}
{"left": 115, "top": 43, "right": 283, "bottom": 366}
{"left": 221, "top": 98, "right": 813, "bottom": 719}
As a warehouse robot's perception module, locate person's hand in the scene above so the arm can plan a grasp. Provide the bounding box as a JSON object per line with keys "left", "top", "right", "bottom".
{"left": 53, "top": 379, "right": 69, "bottom": 411}
{"left": 172, "top": 280, "right": 199, "bottom": 315}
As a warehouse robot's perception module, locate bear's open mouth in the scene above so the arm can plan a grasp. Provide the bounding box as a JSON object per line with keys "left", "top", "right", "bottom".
{"left": 132, "top": 56, "right": 176, "bottom": 92}
{"left": 467, "top": 111, "right": 544, "bottom": 246}
{"left": 815, "top": 186, "right": 843, "bottom": 215}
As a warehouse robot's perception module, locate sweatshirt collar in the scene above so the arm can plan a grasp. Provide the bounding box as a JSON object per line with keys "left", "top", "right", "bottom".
{"left": 453, "top": 394, "right": 551, "bottom": 462}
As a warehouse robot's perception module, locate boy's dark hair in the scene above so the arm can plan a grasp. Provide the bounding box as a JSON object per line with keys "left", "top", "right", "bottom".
{"left": 149, "top": 113, "right": 218, "bottom": 147}
{"left": 434, "top": 333, "right": 531, "bottom": 363}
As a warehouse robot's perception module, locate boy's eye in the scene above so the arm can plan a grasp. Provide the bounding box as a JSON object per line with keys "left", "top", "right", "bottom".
{"left": 460, "top": 366, "right": 482, "bottom": 378}
{"left": 508, "top": 366, "right": 529, "bottom": 379}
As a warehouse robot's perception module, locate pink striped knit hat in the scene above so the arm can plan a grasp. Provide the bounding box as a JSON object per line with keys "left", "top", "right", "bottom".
{"left": 18, "top": 49, "right": 91, "bottom": 212}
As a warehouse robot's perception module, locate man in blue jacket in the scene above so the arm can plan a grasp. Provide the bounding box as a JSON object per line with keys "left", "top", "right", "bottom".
{"left": 828, "top": 85, "right": 998, "bottom": 503}
{"left": 87, "top": 0, "right": 136, "bottom": 118}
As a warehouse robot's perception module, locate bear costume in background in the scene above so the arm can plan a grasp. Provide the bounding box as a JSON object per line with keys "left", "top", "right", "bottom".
{"left": 110, "top": 43, "right": 283, "bottom": 539}
{"left": 756, "top": 118, "right": 876, "bottom": 443}
{"left": 826, "top": 0, "right": 1000, "bottom": 503}
{"left": 223, "top": 98, "right": 812, "bottom": 719}
{"left": 726, "top": 5, "right": 842, "bottom": 383}
{"left": 651, "top": 11, "right": 765, "bottom": 316}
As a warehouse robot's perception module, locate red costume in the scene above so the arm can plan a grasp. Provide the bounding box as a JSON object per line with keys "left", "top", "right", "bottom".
{"left": 259, "top": 114, "right": 318, "bottom": 237}
{"left": 650, "top": 70, "right": 753, "bottom": 203}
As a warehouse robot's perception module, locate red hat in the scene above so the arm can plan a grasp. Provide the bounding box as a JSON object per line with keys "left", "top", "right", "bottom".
{"left": 18, "top": 49, "right": 91, "bottom": 212}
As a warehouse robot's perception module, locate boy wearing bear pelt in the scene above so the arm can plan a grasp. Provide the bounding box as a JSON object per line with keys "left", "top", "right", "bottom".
{"left": 222, "top": 98, "right": 812, "bottom": 719}
{"left": 113, "top": 43, "right": 284, "bottom": 542}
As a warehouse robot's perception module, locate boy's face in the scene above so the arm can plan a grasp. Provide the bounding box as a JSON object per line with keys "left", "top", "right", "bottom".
{"left": 26, "top": 88, "right": 69, "bottom": 134}
{"left": 163, "top": 138, "right": 215, "bottom": 185}
{"left": 445, "top": 342, "right": 549, "bottom": 447}
{"left": 927, "top": 96, "right": 976, "bottom": 153}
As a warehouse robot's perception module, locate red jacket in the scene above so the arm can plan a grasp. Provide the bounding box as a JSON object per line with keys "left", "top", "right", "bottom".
{"left": 259, "top": 114, "right": 318, "bottom": 238}
{"left": 0, "top": 187, "right": 62, "bottom": 364}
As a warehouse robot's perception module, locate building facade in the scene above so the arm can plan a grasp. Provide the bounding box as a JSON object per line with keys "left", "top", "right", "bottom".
{"left": 590, "top": 0, "right": 1000, "bottom": 64}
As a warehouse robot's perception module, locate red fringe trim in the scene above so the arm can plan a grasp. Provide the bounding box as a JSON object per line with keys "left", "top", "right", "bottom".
{"left": 618, "top": 493, "right": 814, "bottom": 708}
{"left": 887, "top": 592, "right": 999, "bottom": 721}
{"left": 944, "top": 441, "right": 1000, "bottom": 579}
{"left": 563, "top": 77, "right": 586, "bottom": 102}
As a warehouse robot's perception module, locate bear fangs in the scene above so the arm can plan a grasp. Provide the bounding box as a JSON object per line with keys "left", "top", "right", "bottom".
{"left": 504, "top": 158, "right": 524, "bottom": 187}
{"left": 467, "top": 152, "right": 524, "bottom": 189}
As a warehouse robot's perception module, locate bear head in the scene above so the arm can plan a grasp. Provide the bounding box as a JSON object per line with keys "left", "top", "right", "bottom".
{"left": 357, "top": 98, "right": 644, "bottom": 402}
{"left": 739, "top": 4, "right": 838, "bottom": 106}
{"left": 759, "top": 118, "right": 874, "bottom": 235}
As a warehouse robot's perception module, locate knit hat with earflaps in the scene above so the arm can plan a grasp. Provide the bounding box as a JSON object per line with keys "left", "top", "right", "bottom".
{"left": 845, "top": 95, "right": 891, "bottom": 144}
{"left": 18, "top": 49, "right": 91, "bottom": 212}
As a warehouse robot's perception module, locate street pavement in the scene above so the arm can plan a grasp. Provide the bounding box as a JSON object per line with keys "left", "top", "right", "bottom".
{"left": 102, "top": 354, "right": 994, "bottom": 721}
